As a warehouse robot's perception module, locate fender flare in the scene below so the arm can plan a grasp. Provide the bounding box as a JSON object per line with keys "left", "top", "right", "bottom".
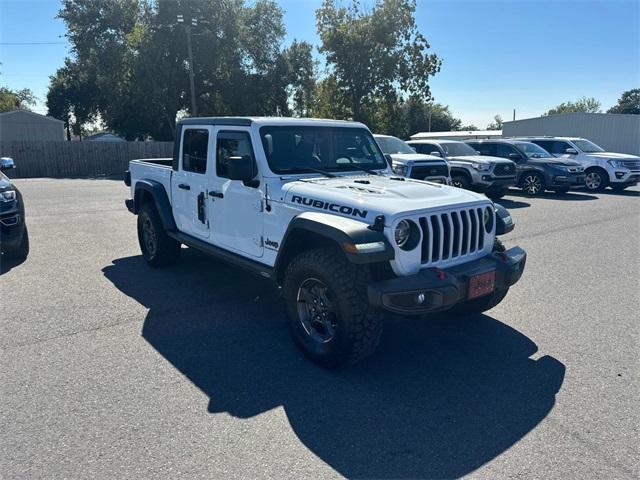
{"left": 133, "top": 180, "right": 176, "bottom": 231}
{"left": 449, "top": 167, "right": 472, "bottom": 179}
{"left": 494, "top": 203, "right": 515, "bottom": 235}
{"left": 274, "top": 211, "right": 394, "bottom": 277}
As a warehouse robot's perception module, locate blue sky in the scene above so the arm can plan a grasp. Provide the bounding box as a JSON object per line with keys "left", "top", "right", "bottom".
{"left": 1, "top": 0, "right": 638, "bottom": 128}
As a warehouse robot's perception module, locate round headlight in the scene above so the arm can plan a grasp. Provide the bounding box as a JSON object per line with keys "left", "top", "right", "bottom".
{"left": 394, "top": 220, "right": 411, "bottom": 247}
{"left": 484, "top": 206, "right": 494, "bottom": 232}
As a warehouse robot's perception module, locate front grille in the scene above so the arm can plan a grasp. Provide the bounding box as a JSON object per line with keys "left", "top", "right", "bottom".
{"left": 567, "top": 166, "right": 584, "bottom": 173}
{"left": 418, "top": 207, "right": 487, "bottom": 264}
{"left": 411, "top": 164, "right": 449, "bottom": 179}
{"left": 493, "top": 163, "right": 516, "bottom": 176}
{"left": 621, "top": 161, "right": 640, "bottom": 170}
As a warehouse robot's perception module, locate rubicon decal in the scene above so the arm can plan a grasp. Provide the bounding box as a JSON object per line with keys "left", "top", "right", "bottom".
{"left": 291, "top": 195, "right": 368, "bottom": 219}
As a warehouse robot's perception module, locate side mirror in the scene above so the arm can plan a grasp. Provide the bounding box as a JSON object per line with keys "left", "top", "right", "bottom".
{"left": 410, "top": 147, "right": 417, "bottom": 153}
{"left": 0, "top": 157, "right": 16, "bottom": 171}
{"left": 565, "top": 148, "right": 578, "bottom": 155}
{"left": 508, "top": 153, "right": 522, "bottom": 161}
{"left": 430, "top": 151, "right": 442, "bottom": 157}
{"left": 227, "top": 155, "right": 255, "bottom": 182}
{"left": 384, "top": 153, "right": 393, "bottom": 167}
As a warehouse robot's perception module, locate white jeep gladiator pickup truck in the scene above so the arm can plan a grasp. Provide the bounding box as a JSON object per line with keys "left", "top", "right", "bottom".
{"left": 125, "top": 117, "right": 526, "bottom": 368}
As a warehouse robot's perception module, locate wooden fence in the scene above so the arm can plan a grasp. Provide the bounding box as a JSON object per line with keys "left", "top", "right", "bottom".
{"left": 0, "top": 141, "right": 174, "bottom": 179}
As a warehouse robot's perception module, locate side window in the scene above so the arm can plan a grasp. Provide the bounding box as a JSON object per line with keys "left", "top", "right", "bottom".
{"left": 552, "top": 141, "right": 572, "bottom": 154}
{"left": 471, "top": 143, "right": 496, "bottom": 157}
{"left": 182, "top": 129, "right": 209, "bottom": 173}
{"left": 496, "top": 144, "right": 519, "bottom": 160}
{"left": 532, "top": 140, "right": 553, "bottom": 153}
{"left": 216, "top": 131, "right": 256, "bottom": 179}
{"left": 425, "top": 143, "right": 442, "bottom": 156}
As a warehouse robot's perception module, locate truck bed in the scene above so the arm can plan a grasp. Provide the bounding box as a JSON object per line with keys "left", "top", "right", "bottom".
{"left": 129, "top": 158, "right": 174, "bottom": 203}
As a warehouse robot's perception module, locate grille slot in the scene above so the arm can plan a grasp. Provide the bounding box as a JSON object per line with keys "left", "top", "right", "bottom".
{"left": 493, "top": 163, "right": 516, "bottom": 176}
{"left": 411, "top": 164, "right": 449, "bottom": 179}
{"left": 418, "top": 207, "right": 487, "bottom": 265}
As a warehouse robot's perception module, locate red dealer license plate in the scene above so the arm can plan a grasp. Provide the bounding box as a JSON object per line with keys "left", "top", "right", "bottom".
{"left": 468, "top": 270, "right": 496, "bottom": 299}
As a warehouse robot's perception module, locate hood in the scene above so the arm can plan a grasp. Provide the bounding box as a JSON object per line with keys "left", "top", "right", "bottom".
{"left": 448, "top": 155, "right": 512, "bottom": 164}
{"left": 282, "top": 174, "right": 490, "bottom": 223}
{"left": 584, "top": 152, "right": 640, "bottom": 161}
{"left": 0, "top": 173, "right": 13, "bottom": 191}
{"left": 389, "top": 153, "right": 445, "bottom": 164}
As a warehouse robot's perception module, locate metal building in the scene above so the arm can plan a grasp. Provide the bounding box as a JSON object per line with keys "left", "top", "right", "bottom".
{"left": 0, "top": 110, "right": 65, "bottom": 141}
{"left": 502, "top": 113, "right": 640, "bottom": 155}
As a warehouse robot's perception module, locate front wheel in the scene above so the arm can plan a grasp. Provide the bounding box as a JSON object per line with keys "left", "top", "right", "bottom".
{"left": 451, "top": 175, "right": 471, "bottom": 190}
{"left": 137, "top": 203, "right": 181, "bottom": 267}
{"left": 521, "top": 173, "right": 545, "bottom": 196}
{"left": 584, "top": 169, "right": 609, "bottom": 192}
{"left": 282, "top": 248, "right": 383, "bottom": 368}
{"left": 450, "top": 288, "right": 509, "bottom": 315}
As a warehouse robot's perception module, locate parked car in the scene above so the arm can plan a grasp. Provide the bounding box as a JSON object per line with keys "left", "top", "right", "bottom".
{"left": 125, "top": 117, "right": 526, "bottom": 368}
{"left": 466, "top": 139, "right": 585, "bottom": 196}
{"left": 0, "top": 157, "right": 29, "bottom": 261}
{"left": 518, "top": 137, "right": 640, "bottom": 192}
{"left": 373, "top": 134, "right": 451, "bottom": 184}
{"left": 407, "top": 139, "right": 517, "bottom": 199}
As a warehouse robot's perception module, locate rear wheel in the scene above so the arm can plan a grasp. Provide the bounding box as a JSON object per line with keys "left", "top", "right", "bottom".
{"left": 584, "top": 168, "right": 609, "bottom": 192}
{"left": 137, "top": 202, "right": 181, "bottom": 267}
{"left": 521, "top": 173, "right": 545, "bottom": 196}
{"left": 283, "top": 247, "right": 383, "bottom": 368}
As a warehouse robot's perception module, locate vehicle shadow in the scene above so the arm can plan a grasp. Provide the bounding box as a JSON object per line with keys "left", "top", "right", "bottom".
{"left": 103, "top": 250, "right": 565, "bottom": 479}
{"left": 493, "top": 197, "right": 530, "bottom": 209}
{"left": 0, "top": 255, "right": 27, "bottom": 276}
{"left": 601, "top": 188, "right": 640, "bottom": 197}
{"left": 507, "top": 189, "right": 599, "bottom": 201}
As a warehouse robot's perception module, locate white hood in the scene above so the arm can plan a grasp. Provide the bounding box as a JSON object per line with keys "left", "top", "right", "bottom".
{"left": 585, "top": 152, "right": 640, "bottom": 161}
{"left": 281, "top": 174, "right": 490, "bottom": 223}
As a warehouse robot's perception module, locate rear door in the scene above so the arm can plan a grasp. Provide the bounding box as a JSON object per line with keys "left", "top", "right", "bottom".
{"left": 171, "top": 126, "right": 212, "bottom": 240}
{"left": 207, "top": 128, "right": 264, "bottom": 258}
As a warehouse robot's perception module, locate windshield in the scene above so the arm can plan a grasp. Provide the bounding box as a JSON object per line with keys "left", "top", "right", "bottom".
{"left": 260, "top": 126, "right": 388, "bottom": 174}
{"left": 571, "top": 139, "right": 604, "bottom": 153}
{"left": 515, "top": 142, "right": 554, "bottom": 158}
{"left": 375, "top": 136, "right": 415, "bottom": 155}
{"left": 440, "top": 142, "right": 478, "bottom": 157}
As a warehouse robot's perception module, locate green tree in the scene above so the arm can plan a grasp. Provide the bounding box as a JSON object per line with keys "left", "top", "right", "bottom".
{"left": 607, "top": 88, "right": 640, "bottom": 114}
{"left": 486, "top": 114, "right": 503, "bottom": 130}
{"left": 316, "top": 0, "right": 440, "bottom": 124}
{"left": 0, "top": 87, "right": 36, "bottom": 112}
{"left": 401, "top": 97, "right": 461, "bottom": 136}
{"left": 459, "top": 124, "right": 478, "bottom": 131}
{"left": 544, "top": 97, "right": 601, "bottom": 116}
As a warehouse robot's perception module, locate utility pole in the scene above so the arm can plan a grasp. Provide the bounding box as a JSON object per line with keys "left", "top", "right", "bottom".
{"left": 177, "top": 15, "right": 198, "bottom": 116}
{"left": 428, "top": 111, "right": 432, "bottom": 132}
{"left": 513, "top": 109, "right": 516, "bottom": 121}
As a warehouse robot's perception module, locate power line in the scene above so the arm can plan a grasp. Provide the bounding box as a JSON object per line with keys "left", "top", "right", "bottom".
{"left": 0, "top": 42, "right": 68, "bottom": 45}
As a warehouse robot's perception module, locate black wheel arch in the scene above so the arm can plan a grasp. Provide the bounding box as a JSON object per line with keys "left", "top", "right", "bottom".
{"left": 274, "top": 212, "right": 394, "bottom": 283}
{"left": 133, "top": 180, "right": 176, "bottom": 231}
{"left": 450, "top": 167, "right": 472, "bottom": 181}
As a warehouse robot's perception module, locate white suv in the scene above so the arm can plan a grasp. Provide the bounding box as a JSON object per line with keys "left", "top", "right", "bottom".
{"left": 522, "top": 137, "right": 640, "bottom": 192}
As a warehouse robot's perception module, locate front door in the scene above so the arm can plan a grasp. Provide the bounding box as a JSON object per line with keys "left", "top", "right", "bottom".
{"left": 171, "top": 126, "right": 212, "bottom": 240}
{"left": 207, "top": 128, "right": 264, "bottom": 258}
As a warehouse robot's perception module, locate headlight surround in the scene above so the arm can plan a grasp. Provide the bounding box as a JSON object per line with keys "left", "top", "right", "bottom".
{"left": 0, "top": 190, "right": 16, "bottom": 202}
{"left": 471, "top": 162, "right": 491, "bottom": 171}
{"left": 394, "top": 219, "right": 420, "bottom": 250}
{"left": 607, "top": 159, "right": 627, "bottom": 169}
{"left": 392, "top": 164, "right": 408, "bottom": 176}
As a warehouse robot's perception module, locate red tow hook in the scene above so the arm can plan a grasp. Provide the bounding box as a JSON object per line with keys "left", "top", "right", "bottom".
{"left": 499, "top": 252, "right": 509, "bottom": 261}
{"left": 435, "top": 268, "right": 446, "bottom": 280}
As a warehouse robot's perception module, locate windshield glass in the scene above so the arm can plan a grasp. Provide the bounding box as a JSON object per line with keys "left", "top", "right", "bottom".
{"left": 260, "top": 126, "right": 388, "bottom": 174}
{"left": 440, "top": 142, "right": 478, "bottom": 157}
{"left": 375, "top": 136, "right": 415, "bottom": 155}
{"left": 515, "top": 142, "right": 554, "bottom": 158}
{"left": 571, "top": 139, "right": 604, "bottom": 153}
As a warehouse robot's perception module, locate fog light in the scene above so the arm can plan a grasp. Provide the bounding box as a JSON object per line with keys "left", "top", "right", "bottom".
{"left": 615, "top": 171, "right": 626, "bottom": 179}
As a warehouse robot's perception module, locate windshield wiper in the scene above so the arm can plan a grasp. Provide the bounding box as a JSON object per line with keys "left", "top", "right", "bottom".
{"left": 335, "top": 166, "right": 382, "bottom": 176}
{"left": 280, "top": 167, "right": 336, "bottom": 178}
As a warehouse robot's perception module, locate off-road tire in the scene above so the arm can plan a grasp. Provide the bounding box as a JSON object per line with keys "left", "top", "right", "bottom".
{"left": 584, "top": 168, "right": 609, "bottom": 192}
{"left": 486, "top": 188, "right": 508, "bottom": 200}
{"left": 282, "top": 247, "right": 383, "bottom": 369}
{"left": 4, "top": 227, "right": 29, "bottom": 260}
{"left": 137, "top": 202, "right": 181, "bottom": 267}
{"left": 452, "top": 174, "right": 471, "bottom": 190}
{"left": 450, "top": 288, "right": 509, "bottom": 316}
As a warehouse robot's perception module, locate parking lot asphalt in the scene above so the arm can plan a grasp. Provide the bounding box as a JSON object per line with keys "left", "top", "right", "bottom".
{"left": 1, "top": 178, "right": 638, "bottom": 479}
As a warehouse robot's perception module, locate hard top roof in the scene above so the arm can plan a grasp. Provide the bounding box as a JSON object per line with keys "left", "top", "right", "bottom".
{"left": 178, "top": 116, "right": 366, "bottom": 128}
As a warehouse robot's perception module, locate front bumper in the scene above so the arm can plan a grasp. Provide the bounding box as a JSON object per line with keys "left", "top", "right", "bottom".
{"left": 368, "top": 246, "right": 526, "bottom": 315}
{"left": 476, "top": 174, "right": 517, "bottom": 190}
{"left": 0, "top": 206, "right": 26, "bottom": 253}
{"left": 611, "top": 171, "right": 640, "bottom": 185}
{"left": 549, "top": 173, "right": 584, "bottom": 188}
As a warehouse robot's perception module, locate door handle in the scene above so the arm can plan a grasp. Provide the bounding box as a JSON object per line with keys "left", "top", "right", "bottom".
{"left": 178, "top": 183, "right": 190, "bottom": 190}
{"left": 208, "top": 191, "right": 224, "bottom": 199}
